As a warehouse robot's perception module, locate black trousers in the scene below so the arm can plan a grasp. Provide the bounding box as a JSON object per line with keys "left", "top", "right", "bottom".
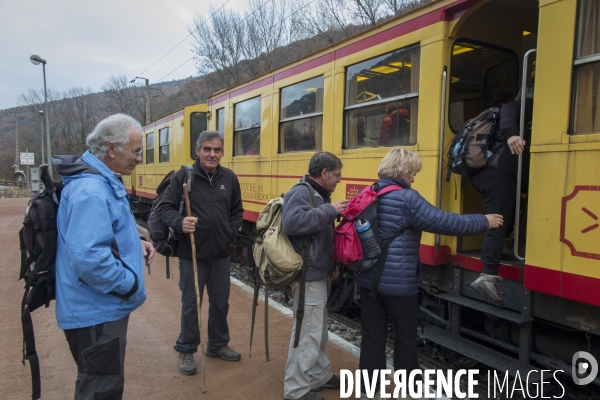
{"left": 64, "top": 315, "right": 129, "bottom": 400}
{"left": 469, "top": 168, "right": 516, "bottom": 275}
{"left": 358, "top": 287, "right": 420, "bottom": 393}
{"left": 174, "top": 256, "right": 231, "bottom": 354}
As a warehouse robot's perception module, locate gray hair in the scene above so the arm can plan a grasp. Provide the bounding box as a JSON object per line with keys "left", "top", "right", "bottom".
{"left": 196, "top": 130, "right": 223, "bottom": 147}
{"left": 377, "top": 147, "right": 422, "bottom": 179}
{"left": 86, "top": 114, "right": 142, "bottom": 159}
{"left": 308, "top": 152, "right": 343, "bottom": 178}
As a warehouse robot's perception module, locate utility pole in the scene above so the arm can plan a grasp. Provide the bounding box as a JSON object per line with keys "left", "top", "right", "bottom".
{"left": 130, "top": 76, "right": 151, "bottom": 124}
{"left": 15, "top": 116, "right": 19, "bottom": 173}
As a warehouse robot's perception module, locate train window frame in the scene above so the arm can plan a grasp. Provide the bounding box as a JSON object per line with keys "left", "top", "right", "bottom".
{"left": 571, "top": 0, "right": 600, "bottom": 134}
{"left": 343, "top": 44, "right": 421, "bottom": 149}
{"left": 190, "top": 112, "right": 207, "bottom": 160}
{"left": 146, "top": 132, "right": 154, "bottom": 164}
{"left": 159, "top": 127, "right": 169, "bottom": 163}
{"left": 216, "top": 108, "right": 225, "bottom": 135}
{"left": 233, "top": 97, "right": 261, "bottom": 156}
{"left": 448, "top": 38, "right": 518, "bottom": 133}
{"left": 279, "top": 76, "right": 324, "bottom": 153}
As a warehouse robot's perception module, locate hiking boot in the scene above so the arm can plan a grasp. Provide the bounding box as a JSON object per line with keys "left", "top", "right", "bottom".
{"left": 284, "top": 391, "right": 324, "bottom": 400}
{"left": 313, "top": 374, "right": 341, "bottom": 391}
{"left": 205, "top": 345, "right": 241, "bottom": 361}
{"left": 471, "top": 273, "right": 505, "bottom": 307}
{"left": 178, "top": 352, "right": 197, "bottom": 375}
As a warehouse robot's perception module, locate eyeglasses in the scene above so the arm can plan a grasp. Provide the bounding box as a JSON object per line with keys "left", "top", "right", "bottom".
{"left": 329, "top": 171, "right": 342, "bottom": 179}
{"left": 128, "top": 148, "right": 143, "bottom": 157}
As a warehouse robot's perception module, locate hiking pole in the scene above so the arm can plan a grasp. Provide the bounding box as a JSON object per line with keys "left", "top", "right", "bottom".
{"left": 183, "top": 183, "right": 207, "bottom": 393}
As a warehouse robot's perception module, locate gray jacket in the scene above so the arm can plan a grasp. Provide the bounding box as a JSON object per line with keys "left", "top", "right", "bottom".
{"left": 281, "top": 180, "right": 338, "bottom": 282}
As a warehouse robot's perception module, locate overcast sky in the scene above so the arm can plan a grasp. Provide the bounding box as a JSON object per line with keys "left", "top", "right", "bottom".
{"left": 0, "top": 0, "right": 248, "bottom": 111}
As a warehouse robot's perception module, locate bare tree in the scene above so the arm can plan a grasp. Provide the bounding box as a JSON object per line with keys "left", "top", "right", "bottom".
{"left": 101, "top": 75, "right": 137, "bottom": 116}
{"left": 190, "top": 6, "right": 247, "bottom": 91}
{"left": 380, "top": 0, "right": 433, "bottom": 18}
{"left": 244, "top": 0, "right": 299, "bottom": 73}
{"left": 349, "top": 0, "right": 384, "bottom": 26}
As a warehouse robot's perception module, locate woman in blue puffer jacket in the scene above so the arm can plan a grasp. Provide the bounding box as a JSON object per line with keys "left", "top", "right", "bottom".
{"left": 356, "top": 148, "right": 503, "bottom": 398}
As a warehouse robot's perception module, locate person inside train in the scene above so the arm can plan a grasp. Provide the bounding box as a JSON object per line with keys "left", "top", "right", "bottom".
{"left": 378, "top": 103, "right": 410, "bottom": 146}
{"left": 469, "top": 88, "right": 534, "bottom": 307}
{"left": 281, "top": 151, "right": 349, "bottom": 400}
{"left": 355, "top": 148, "right": 503, "bottom": 398}
{"left": 157, "top": 130, "right": 244, "bottom": 375}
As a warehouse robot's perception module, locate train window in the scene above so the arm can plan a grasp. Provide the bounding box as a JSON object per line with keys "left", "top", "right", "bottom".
{"left": 146, "top": 133, "right": 154, "bottom": 164}
{"left": 216, "top": 108, "right": 225, "bottom": 134}
{"left": 344, "top": 45, "right": 420, "bottom": 149}
{"left": 449, "top": 39, "right": 518, "bottom": 132}
{"left": 279, "top": 76, "right": 324, "bottom": 153}
{"left": 190, "top": 112, "right": 207, "bottom": 159}
{"left": 234, "top": 97, "right": 261, "bottom": 156}
{"left": 572, "top": 0, "right": 600, "bottom": 134}
{"left": 159, "top": 127, "right": 169, "bottom": 163}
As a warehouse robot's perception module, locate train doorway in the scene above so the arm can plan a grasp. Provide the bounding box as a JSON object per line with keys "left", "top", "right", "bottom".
{"left": 446, "top": 0, "right": 538, "bottom": 266}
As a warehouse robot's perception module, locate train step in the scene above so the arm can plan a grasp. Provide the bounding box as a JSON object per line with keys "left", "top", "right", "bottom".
{"left": 436, "top": 293, "right": 533, "bottom": 325}
{"left": 420, "top": 325, "right": 541, "bottom": 382}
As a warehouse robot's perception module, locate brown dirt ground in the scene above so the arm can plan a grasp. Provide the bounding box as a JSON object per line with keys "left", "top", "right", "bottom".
{"left": 0, "top": 198, "right": 358, "bottom": 399}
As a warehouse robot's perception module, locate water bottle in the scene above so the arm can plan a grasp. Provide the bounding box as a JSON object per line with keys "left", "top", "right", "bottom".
{"left": 354, "top": 217, "right": 381, "bottom": 258}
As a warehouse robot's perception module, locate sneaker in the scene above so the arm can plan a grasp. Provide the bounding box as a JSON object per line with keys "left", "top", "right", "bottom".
{"left": 471, "top": 273, "right": 505, "bottom": 307}
{"left": 313, "top": 374, "right": 340, "bottom": 392}
{"left": 205, "top": 345, "right": 241, "bottom": 361}
{"left": 284, "top": 391, "right": 324, "bottom": 400}
{"left": 178, "top": 352, "right": 197, "bottom": 375}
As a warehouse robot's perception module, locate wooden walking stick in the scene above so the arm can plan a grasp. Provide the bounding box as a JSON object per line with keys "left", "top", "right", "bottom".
{"left": 183, "top": 183, "right": 207, "bottom": 392}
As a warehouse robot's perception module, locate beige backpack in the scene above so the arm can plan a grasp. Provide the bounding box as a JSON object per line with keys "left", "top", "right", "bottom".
{"left": 250, "top": 182, "right": 316, "bottom": 360}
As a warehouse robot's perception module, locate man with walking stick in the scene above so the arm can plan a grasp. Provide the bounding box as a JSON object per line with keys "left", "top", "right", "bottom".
{"left": 158, "top": 130, "right": 244, "bottom": 377}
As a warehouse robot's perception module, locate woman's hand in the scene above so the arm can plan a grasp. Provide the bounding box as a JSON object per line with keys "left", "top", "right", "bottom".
{"left": 485, "top": 214, "right": 503, "bottom": 228}
{"left": 507, "top": 136, "right": 526, "bottom": 155}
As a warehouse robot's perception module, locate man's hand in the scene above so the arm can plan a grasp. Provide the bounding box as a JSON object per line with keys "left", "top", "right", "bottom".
{"left": 507, "top": 136, "right": 526, "bottom": 155}
{"left": 485, "top": 214, "right": 504, "bottom": 228}
{"left": 141, "top": 240, "right": 155, "bottom": 267}
{"left": 329, "top": 265, "right": 340, "bottom": 282}
{"left": 333, "top": 200, "right": 349, "bottom": 213}
{"left": 181, "top": 216, "right": 198, "bottom": 233}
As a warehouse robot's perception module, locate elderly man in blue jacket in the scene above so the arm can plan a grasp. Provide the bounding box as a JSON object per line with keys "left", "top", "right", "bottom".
{"left": 54, "top": 113, "right": 154, "bottom": 400}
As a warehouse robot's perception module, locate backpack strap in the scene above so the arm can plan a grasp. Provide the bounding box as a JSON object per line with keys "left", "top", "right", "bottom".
{"left": 293, "top": 182, "right": 317, "bottom": 348}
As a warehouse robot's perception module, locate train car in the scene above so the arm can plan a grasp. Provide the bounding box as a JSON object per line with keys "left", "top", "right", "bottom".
{"left": 130, "top": 0, "right": 600, "bottom": 386}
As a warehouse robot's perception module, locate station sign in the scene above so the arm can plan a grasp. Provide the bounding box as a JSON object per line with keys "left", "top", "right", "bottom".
{"left": 20, "top": 152, "right": 34, "bottom": 165}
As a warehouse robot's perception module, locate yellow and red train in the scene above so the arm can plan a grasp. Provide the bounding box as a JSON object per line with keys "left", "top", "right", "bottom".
{"left": 126, "top": 0, "right": 600, "bottom": 383}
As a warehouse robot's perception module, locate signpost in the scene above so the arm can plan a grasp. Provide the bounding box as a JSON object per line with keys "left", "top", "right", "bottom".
{"left": 19, "top": 152, "right": 34, "bottom": 192}
{"left": 20, "top": 152, "right": 34, "bottom": 165}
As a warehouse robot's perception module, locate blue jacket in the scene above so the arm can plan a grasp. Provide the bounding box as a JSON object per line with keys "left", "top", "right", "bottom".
{"left": 54, "top": 151, "right": 146, "bottom": 329}
{"left": 356, "top": 177, "right": 489, "bottom": 297}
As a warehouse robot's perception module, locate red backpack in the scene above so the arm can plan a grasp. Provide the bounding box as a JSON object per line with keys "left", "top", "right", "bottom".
{"left": 334, "top": 184, "right": 403, "bottom": 271}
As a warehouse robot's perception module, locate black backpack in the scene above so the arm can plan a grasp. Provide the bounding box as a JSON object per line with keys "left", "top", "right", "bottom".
{"left": 18, "top": 164, "right": 64, "bottom": 400}
{"left": 147, "top": 165, "right": 193, "bottom": 267}
{"left": 446, "top": 106, "right": 501, "bottom": 188}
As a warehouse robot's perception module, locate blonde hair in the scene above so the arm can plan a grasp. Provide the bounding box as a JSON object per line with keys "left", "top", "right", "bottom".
{"left": 377, "top": 148, "right": 422, "bottom": 179}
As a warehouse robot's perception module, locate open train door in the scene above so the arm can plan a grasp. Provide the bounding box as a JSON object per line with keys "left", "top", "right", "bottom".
{"left": 439, "top": 0, "right": 538, "bottom": 290}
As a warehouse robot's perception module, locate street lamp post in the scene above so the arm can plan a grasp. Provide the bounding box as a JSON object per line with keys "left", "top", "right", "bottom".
{"left": 38, "top": 110, "right": 45, "bottom": 164}
{"left": 130, "top": 76, "right": 151, "bottom": 124}
{"left": 30, "top": 54, "right": 52, "bottom": 179}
